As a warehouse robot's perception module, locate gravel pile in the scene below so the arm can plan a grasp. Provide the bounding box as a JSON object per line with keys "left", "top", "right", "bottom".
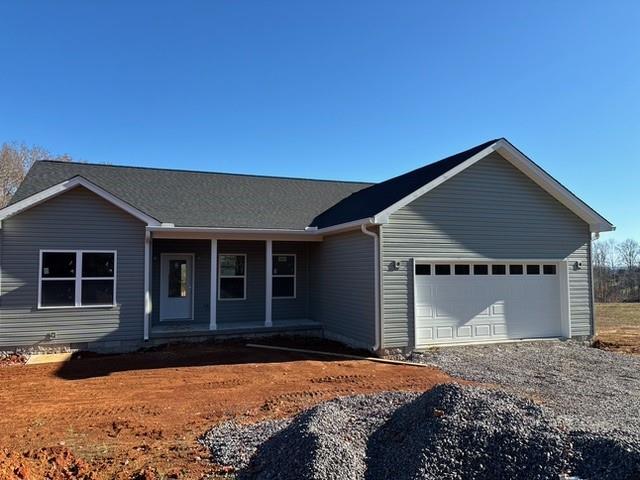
{"left": 201, "top": 383, "right": 640, "bottom": 479}
{"left": 409, "top": 342, "right": 640, "bottom": 436}
{"left": 366, "top": 385, "right": 569, "bottom": 480}
{"left": 202, "top": 391, "right": 415, "bottom": 480}
{"left": 570, "top": 429, "right": 640, "bottom": 480}
{"left": 200, "top": 418, "right": 292, "bottom": 471}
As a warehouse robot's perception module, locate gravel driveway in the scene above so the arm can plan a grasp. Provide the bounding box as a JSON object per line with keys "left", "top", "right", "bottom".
{"left": 411, "top": 341, "right": 640, "bottom": 436}
{"left": 200, "top": 342, "right": 640, "bottom": 479}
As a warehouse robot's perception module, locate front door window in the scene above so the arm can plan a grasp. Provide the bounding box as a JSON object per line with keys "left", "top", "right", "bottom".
{"left": 168, "top": 260, "right": 188, "bottom": 298}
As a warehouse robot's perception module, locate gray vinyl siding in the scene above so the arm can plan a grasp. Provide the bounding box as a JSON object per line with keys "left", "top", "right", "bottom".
{"left": 309, "top": 229, "right": 375, "bottom": 348}
{"left": 151, "top": 239, "right": 211, "bottom": 325}
{"left": 0, "top": 186, "right": 146, "bottom": 347}
{"left": 273, "top": 242, "right": 310, "bottom": 321}
{"left": 381, "top": 152, "right": 593, "bottom": 348}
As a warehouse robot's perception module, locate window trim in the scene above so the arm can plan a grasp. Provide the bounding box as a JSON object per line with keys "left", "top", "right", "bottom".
{"left": 218, "top": 253, "right": 247, "bottom": 301}
{"left": 272, "top": 253, "right": 296, "bottom": 299}
{"left": 38, "top": 249, "right": 117, "bottom": 309}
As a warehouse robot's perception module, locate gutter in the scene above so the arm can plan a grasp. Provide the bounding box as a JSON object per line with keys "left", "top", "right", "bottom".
{"left": 145, "top": 217, "right": 377, "bottom": 237}
{"left": 361, "top": 224, "right": 381, "bottom": 352}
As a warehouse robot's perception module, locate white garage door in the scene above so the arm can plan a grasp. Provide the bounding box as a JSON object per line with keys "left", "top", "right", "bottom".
{"left": 414, "top": 261, "right": 564, "bottom": 347}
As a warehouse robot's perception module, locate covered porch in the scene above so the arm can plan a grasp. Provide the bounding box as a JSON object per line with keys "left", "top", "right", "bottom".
{"left": 144, "top": 232, "right": 322, "bottom": 339}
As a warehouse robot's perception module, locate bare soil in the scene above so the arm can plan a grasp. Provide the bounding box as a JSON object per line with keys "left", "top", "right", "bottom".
{"left": 595, "top": 303, "right": 640, "bottom": 355}
{"left": 0, "top": 341, "right": 452, "bottom": 479}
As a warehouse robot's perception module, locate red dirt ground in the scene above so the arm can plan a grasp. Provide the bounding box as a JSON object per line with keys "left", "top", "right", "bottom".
{"left": 0, "top": 342, "right": 453, "bottom": 479}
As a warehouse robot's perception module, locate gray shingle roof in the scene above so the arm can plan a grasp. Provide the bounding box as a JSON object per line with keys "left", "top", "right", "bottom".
{"left": 11, "top": 162, "right": 372, "bottom": 229}
{"left": 11, "top": 140, "right": 500, "bottom": 229}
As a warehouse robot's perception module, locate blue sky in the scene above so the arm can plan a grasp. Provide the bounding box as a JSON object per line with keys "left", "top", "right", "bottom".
{"left": 1, "top": 1, "right": 638, "bottom": 239}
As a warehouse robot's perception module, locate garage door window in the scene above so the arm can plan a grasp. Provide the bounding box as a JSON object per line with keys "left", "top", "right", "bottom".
{"left": 473, "top": 264, "right": 489, "bottom": 275}
{"left": 509, "top": 264, "right": 524, "bottom": 275}
{"left": 435, "top": 264, "right": 451, "bottom": 275}
{"left": 415, "top": 262, "right": 558, "bottom": 277}
{"left": 454, "top": 264, "right": 470, "bottom": 275}
{"left": 492, "top": 265, "right": 506, "bottom": 275}
{"left": 527, "top": 264, "right": 541, "bottom": 275}
{"left": 416, "top": 264, "right": 431, "bottom": 275}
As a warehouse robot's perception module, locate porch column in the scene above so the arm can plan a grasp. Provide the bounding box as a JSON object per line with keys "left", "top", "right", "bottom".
{"left": 143, "top": 230, "right": 151, "bottom": 340}
{"left": 265, "top": 239, "right": 273, "bottom": 326}
{"left": 210, "top": 239, "right": 218, "bottom": 330}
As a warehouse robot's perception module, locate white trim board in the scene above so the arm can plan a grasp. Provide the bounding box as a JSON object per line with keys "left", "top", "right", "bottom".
{"left": 373, "top": 139, "right": 614, "bottom": 233}
{"left": 0, "top": 176, "right": 161, "bottom": 226}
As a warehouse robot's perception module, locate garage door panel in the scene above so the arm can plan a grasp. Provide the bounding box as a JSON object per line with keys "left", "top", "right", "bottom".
{"left": 457, "top": 326, "right": 472, "bottom": 338}
{"left": 415, "top": 262, "right": 562, "bottom": 346}
{"left": 474, "top": 324, "right": 492, "bottom": 337}
{"left": 415, "top": 305, "right": 433, "bottom": 318}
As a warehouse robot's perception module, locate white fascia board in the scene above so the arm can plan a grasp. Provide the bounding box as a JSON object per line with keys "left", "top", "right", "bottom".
{"left": 0, "top": 176, "right": 161, "bottom": 226}
{"left": 314, "top": 217, "right": 374, "bottom": 235}
{"left": 372, "top": 139, "right": 614, "bottom": 233}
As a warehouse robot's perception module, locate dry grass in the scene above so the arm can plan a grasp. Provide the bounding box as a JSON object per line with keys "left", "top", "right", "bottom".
{"left": 595, "top": 303, "right": 640, "bottom": 355}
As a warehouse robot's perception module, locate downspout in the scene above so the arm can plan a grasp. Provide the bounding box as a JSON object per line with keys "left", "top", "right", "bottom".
{"left": 361, "top": 224, "right": 381, "bottom": 352}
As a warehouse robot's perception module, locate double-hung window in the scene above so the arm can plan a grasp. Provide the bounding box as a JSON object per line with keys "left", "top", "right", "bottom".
{"left": 39, "top": 250, "right": 116, "bottom": 308}
{"left": 219, "top": 254, "right": 246, "bottom": 300}
{"left": 273, "top": 254, "right": 295, "bottom": 298}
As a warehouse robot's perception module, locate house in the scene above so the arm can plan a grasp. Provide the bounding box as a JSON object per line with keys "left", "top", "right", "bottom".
{"left": 0, "top": 139, "right": 614, "bottom": 354}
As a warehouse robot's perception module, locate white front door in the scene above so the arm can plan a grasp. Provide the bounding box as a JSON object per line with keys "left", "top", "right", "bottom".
{"left": 160, "top": 254, "right": 194, "bottom": 321}
{"left": 414, "top": 261, "right": 563, "bottom": 347}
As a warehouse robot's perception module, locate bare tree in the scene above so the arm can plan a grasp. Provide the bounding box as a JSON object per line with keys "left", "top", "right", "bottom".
{"left": 593, "top": 238, "right": 620, "bottom": 302}
{"left": 593, "top": 237, "right": 640, "bottom": 303}
{"left": 0, "top": 142, "right": 73, "bottom": 207}
{"left": 593, "top": 239, "right": 611, "bottom": 302}
{"left": 616, "top": 239, "right": 640, "bottom": 302}
{"left": 616, "top": 239, "right": 640, "bottom": 270}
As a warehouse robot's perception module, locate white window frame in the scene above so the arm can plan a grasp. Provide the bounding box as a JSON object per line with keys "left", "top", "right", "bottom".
{"left": 38, "top": 249, "right": 117, "bottom": 309}
{"left": 218, "top": 253, "right": 247, "bottom": 301}
{"left": 272, "top": 253, "right": 296, "bottom": 299}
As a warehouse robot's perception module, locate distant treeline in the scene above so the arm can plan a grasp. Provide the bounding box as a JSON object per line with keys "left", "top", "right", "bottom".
{"left": 593, "top": 238, "right": 640, "bottom": 303}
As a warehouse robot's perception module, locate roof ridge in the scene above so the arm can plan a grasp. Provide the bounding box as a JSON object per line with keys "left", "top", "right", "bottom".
{"left": 35, "top": 160, "right": 374, "bottom": 186}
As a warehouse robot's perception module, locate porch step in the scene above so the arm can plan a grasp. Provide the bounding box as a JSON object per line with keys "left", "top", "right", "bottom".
{"left": 151, "top": 320, "right": 322, "bottom": 339}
